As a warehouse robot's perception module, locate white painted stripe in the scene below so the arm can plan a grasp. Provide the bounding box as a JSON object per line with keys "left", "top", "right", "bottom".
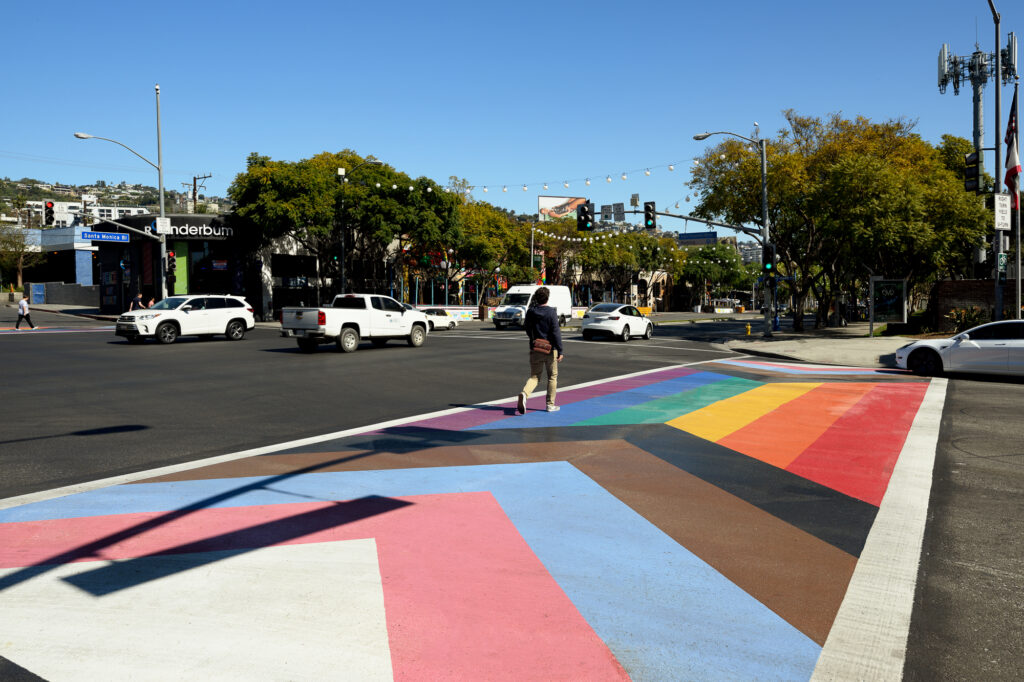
{"left": 0, "top": 358, "right": 742, "bottom": 510}
{"left": 811, "top": 377, "right": 947, "bottom": 681}
{"left": 0, "top": 539, "right": 394, "bottom": 681}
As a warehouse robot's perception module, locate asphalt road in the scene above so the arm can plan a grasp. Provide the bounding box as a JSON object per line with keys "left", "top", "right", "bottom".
{"left": 0, "top": 312, "right": 738, "bottom": 499}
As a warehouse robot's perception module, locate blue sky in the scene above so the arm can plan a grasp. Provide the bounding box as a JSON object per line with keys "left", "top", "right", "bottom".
{"left": 3, "top": 0, "right": 1022, "bottom": 238}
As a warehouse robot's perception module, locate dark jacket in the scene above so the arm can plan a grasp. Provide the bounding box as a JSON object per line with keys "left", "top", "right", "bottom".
{"left": 524, "top": 305, "right": 563, "bottom": 356}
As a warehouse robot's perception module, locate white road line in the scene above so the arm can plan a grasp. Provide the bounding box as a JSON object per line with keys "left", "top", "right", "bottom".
{"left": 429, "top": 332, "right": 733, "bottom": 352}
{"left": 0, "top": 359, "right": 740, "bottom": 510}
{"left": 811, "top": 377, "right": 947, "bottom": 681}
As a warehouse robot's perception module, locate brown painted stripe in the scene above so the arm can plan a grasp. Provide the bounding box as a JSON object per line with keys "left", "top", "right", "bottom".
{"left": 136, "top": 440, "right": 853, "bottom": 645}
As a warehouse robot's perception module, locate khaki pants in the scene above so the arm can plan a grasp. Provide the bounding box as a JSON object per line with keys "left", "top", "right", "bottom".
{"left": 521, "top": 350, "right": 558, "bottom": 408}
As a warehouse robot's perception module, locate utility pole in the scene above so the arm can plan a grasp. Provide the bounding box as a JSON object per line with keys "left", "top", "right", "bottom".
{"left": 193, "top": 173, "right": 211, "bottom": 212}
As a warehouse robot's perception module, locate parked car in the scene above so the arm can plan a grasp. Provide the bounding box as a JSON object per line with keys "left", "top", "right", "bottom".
{"left": 280, "top": 294, "right": 429, "bottom": 353}
{"left": 895, "top": 320, "right": 1024, "bottom": 376}
{"left": 581, "top": 303, "right": 653, "bottom": 342}
{"left": 116, "top": 295, "right": 255, "bottom": 344}
{"left": 423, "top": 308, "right": 458, "bottom": 330}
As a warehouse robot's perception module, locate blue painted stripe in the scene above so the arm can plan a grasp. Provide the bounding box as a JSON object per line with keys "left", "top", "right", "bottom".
{"left": 0, "top": 463, "right": 820, "bottom": 679}
{"left": 473, "top": 371, "right": 732, "bottom": 430}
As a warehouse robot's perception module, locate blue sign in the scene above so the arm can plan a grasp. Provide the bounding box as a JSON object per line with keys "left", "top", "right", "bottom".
{"left": 676, "top": 231, "right": 718, "bottom": 245}
{"left": 83, "top": 231, "right": 129, "bottom": 242}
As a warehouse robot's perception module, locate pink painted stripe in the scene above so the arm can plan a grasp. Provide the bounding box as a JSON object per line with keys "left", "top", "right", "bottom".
{"left": 0, "top": 494, "right": 628, "bottom": 680}
{"left": 786, "top": 383, "right": 929, "bottom": 506}
{"left": 395, "top": 367, "right": 697, "bottom": 432}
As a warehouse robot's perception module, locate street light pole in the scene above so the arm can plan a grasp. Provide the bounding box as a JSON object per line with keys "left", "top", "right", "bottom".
{"left": 74, "top": 83, "right": 168, "bottom": 299}
{"left": 694, "top": 130, "right": 772, "bottom": 336}
{"left": 338, "top": 159, "right": 383, "bottom": 294}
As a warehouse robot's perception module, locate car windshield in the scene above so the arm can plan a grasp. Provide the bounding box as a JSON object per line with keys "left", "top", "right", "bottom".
{"left": 149, "top": 297, "right": 188, "bottom": 310}
{"left": 590, "top": 303, "right": 621, "bottom": 312}
{"left": 501, "top": 293, "right": 532, "bottom": 306}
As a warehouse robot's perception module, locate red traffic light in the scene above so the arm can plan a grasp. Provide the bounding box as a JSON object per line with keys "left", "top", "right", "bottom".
{"left": 45, "top": 201, "right": 54, "bottom": 209}
{"left": 167, "top": 251, "right": 175, "bottom": 258}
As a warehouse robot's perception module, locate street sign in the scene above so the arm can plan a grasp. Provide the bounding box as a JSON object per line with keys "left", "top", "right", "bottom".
{"left": 600, "top": 204, "right": 612, "bottom": 221}
{"left": 998, "top": 252, "right": 1008, "bottom": 272}
{"left": 82, "top": 231, "right": 129, "bottom": 242}
{"left": 154, "top": 217, "right": 172, "bottom": 234}
{"left": 995, "top": 193, "right": 1011, "bottom": 231}
{"left": 613, "top": 202, "right": 625, "bottom": 221}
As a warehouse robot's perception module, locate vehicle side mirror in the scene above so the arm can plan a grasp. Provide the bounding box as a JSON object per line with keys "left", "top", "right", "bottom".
{"left": 958, "top": 333, "right": 969, "bottom": 342}
{"left": 182, "top": 305, "right": 192, "bottom": 311}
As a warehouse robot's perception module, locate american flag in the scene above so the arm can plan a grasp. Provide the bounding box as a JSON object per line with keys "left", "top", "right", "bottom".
{"left": 1005, "top": 89, "right": 1020, "bottom": 209}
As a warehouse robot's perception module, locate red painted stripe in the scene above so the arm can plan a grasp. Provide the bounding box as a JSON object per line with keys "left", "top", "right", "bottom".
{"left": 786, "top": 383, "right": 929, "bottom": 506}
{"left": 0, "top": 493, "right": 628, "bottom": 680}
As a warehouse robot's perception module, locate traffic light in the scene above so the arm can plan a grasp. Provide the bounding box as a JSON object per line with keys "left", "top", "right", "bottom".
{"left": 643, "top": 201, "right": 656, "bottom": 229}
{"left": 577, "top": 201, "right": 594, "bottom": 230}
{"left": 762, "top": 243, "right": 777, "bottom": 275}
{"left": 167, "top": 251, "right": 177, "bottom": 272}
{"left": 964, "top": 151, "right": 981, "bottom": 193}
{"left": 44, "top": 201, "right": 55, "bottom": 226}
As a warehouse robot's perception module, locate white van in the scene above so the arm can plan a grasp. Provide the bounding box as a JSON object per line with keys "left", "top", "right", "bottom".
{"left": 492, "top": 285, "right": 572, "bottom": 329}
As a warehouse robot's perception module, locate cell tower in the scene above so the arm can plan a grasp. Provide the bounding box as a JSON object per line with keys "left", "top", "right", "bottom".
{"left": 938, "top": 33, "right": 1017, "bottom": 174}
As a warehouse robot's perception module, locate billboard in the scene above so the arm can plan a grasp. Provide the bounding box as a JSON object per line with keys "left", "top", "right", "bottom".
{"left": 538, "top": 196, "right": 586, "bottom": 222}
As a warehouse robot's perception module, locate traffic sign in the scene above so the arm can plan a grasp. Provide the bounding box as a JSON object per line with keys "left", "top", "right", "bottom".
{"left": 153, "top": 217, "right": 172, "bottom": 234}
{"left": 82, "top": 231, "right": 129, "bottom": 242}
{"left": 998, "top": 252, "right": 1008, "bottom": 272}
{"left": 995, "top": 194, "right": 1011, "bottom": 231}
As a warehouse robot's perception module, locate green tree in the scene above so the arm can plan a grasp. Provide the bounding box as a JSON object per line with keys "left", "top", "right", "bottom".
{"left": 690, "top": 112, "right": 990, "bottom": 329}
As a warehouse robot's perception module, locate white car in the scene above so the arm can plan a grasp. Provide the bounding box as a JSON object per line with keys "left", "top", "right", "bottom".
{"left": 895, "top": 320, "right": 1024, "bottom": 376}
{"left": 116, "top": 295, "right": 255, "bottom": 345}
{"left": 581, "top": 303, "right": 653, "bottom": 342}
{"left": 423, "top": 308, "right": 458, "bottom": 330}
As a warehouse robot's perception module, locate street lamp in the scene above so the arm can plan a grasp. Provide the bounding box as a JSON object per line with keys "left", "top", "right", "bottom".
{"left": 338, "top": 159, "right": 383, "bottom": 294}
{"left": 693, "top": 129, "right": 772, "bottom": 336}
{"left": 74, "top": 84, "right": 167, "bottom": 298}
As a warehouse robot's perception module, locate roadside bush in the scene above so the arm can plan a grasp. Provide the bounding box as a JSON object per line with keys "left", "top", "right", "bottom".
{"left": 945, "top": 307, "right": 987, "bottom": 332}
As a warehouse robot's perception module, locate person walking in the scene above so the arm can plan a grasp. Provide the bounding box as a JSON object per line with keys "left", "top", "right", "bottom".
{"left": 517, "top": 286, "right": 564, "bottom": 414}
{"left": 129, "top": 293, "right": 146, "bottom": 311}
{"left": 15, "top": 293, "right": 36, "bottom": 330}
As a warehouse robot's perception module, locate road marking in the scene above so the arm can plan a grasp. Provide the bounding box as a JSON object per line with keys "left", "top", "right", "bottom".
{"left": 0, "top": 326, "right": 114, "bottom": 335}
{"left": 428, "top": 332, "right": 734, "bottom": 352}
{"left": 811, "top": 377, "right": 947, "bottom": 680}
{"left": 0, "top": 358, "right": 740, "bottom": 510}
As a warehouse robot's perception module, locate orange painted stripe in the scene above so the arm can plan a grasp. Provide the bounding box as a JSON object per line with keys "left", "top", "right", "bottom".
{"left": 717, "top": 383, "right": 878, "bottom": 469}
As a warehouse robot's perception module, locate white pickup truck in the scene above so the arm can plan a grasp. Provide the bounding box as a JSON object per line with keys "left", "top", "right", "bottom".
{"left": 280, "top": 294, "right": 429, "bottom": 353}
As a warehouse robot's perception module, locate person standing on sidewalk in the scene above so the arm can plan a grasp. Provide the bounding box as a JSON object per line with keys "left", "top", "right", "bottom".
{"left": 517, "top": 286, "right": 564, "bottom": 414}
{"left": 15, "top": 294, "right": 36, "bottom": 330}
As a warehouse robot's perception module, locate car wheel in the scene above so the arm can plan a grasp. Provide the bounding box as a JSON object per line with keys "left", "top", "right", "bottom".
{"left": 338, "top": 328, "right": 359, "bottom": 353}
{"left": 447, "top": 321, "right": 456, "bottom": 330}
{"left": 643, "top": 323, "right": 653, "bottom": 340}
{"left": 226, "top": 320, "right": 246, "bottom": 341}
{"left": 156, "top": 323, "right": 178, "bottom": 345}
{"left": 582, "top": 330, "right": 594, "bottom": 341}
{"left": 908, "top": 348, "right": 942, "bottom": 376}
{"left": 620, "top": 325, "right": 631, "bottom": 342}
{"left": 408, "top": 325, "right": 425, "bottom": 347}
{"left": 297, "top": 338, "right": 318, "bottom": 353}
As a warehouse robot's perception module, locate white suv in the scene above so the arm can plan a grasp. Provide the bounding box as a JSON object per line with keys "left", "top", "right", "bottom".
{"left": 116, "top": 295, "right": 256, "bottom": 344}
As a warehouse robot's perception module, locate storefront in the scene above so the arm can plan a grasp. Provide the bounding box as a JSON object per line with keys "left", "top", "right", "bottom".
{"left": 92, "top": 214, "right": 247, "bottom": 314}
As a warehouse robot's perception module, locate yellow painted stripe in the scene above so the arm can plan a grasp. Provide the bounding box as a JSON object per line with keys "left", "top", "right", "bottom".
{"left": 666, "top": 382, "right": 821, "bottom": 442}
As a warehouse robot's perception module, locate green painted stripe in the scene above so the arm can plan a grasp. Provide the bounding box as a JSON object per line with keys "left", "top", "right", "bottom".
{"left": 578, "top": 377, "right": 761, "bottom": 425}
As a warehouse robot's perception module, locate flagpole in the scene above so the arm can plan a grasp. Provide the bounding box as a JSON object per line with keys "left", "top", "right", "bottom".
{"left": 1016, "top": 78, "right": 1022, "bottom": 319}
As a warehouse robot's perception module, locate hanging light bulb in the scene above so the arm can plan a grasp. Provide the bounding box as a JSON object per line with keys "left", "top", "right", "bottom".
{"left": 606, "top": 175, "right": 612, "bottom": 183}
{"left": 483, "top": 186, "right": 488, "bottom": 192}
{"left": 693, "top": 159, "right": 700, "bottom": 166}
{"left": 585, "top": 178, "right": 591, "bottom": 186}
{"left": 563, "top": 181, "right": 569, "bottom": 188}
{"left": 522, "top": 185, "right": 528, "bottom": 191}
{"left": 685, "top": 195, "right": 691, "bottom": 202}
{"left": 502, "top": 186, "right": 507, "bottom": 192}
{"left": 392, "top": 184, "right": 398, "bottom": 189}
{"left": 668, "top": 164, "right": 675, "bottom": 171}
{"left": 675, "top": 202, "right": 680, "bottom": 209}
{"left": 644, "top": 169, "right": 651, "bottom": 176}
{"left": 620, "top": 172, "right": 627, "bottom": 181}
{"left": 409, "top": 185, "right": 414, "bottom": 191}
{"left": 375, "top": 182, "right": 381, "bottom": 188}
{"left": 543, "top": 183, "right": 548, "bottom": 190}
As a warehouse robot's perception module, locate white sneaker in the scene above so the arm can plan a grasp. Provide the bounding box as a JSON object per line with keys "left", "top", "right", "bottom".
{"left": 546, "top": 405, "right": 560, "bottom": 412}
{"left": 516, "top": 392, "right": 527, "bottom": 415}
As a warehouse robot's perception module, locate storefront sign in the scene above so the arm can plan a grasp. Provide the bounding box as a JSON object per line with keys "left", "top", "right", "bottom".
{"left": 167, "top": 223, "right": 234, "bottom": 239}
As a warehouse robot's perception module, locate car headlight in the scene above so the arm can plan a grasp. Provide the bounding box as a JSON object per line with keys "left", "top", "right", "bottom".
{"left": 138, "top": 313, "right": 161, "bottom": 320}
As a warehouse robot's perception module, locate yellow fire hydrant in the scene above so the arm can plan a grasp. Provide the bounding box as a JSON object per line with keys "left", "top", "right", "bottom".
{"left": 745, "top": 323, "right": 751, "bottom": 336}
